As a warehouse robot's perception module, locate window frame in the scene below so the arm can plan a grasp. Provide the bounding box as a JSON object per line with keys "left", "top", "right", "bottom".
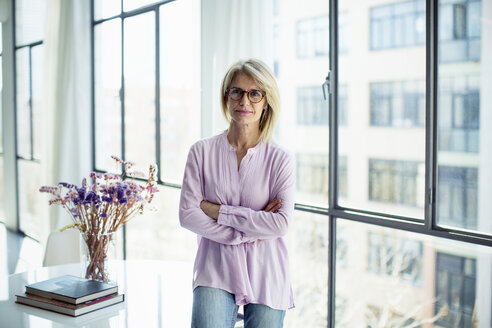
{"left": 329, "top": 0, "right": 491, "bottom": 326}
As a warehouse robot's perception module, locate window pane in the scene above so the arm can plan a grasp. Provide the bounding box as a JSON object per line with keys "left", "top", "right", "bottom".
{"left": 338, "top": 1, "right": 426, "bottom": 219}
{"left": 297, "top": 16, "right": 329, "bottom": 58}
{"left": 370, "top": 0, "right": 425, "bottom": 50}
{"left": 15, "top": 0, "right": 46, "bottom": 46}
{"left": 278, "top": 4, "right": 329, "bottom": 208}
{"left": 285, "top": 211, "right": 328, "bottom": 327}
{"left": 94, "top": 19, "right": 122, "bottom": 172}
{"left": 18, "top": 160, "right": 43, "bottom": 240}
{"left": 439, "top": 0, "right": 482, "bottom": 62}
{"left": 336, "top": 219, "right": 491, "bottom": 326}
{"left": 31, "top": 45, "right": 44, "bottom": 160}
{"left": 94, "top": 0, "right": 121, "bottom": 20}
{"left": 159, "top": 1, "right": 201, "bottom": 183}
{"left": 16, "top": 48, "right": 31, "bottom": 159}
{"left": 437, "top": 0, "right": 489, "bottom": 234}
{"left": 126, "top": 186, "right": 196, "bottom": 261}
{"left": 124, "top": 13, "right": 156, "bottom": 176}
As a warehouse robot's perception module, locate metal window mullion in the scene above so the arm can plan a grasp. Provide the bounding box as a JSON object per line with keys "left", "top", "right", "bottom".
{"left": 12, "top": 0, "right": 20, "bottom": 231}
{"left": 121, "top": 16, "right": 127, "bottom": 260}
{"left": 91, "top": 0, "right": 96, "bottom": 173}
{"left": 155, "top": 9, "right": 161, "bottom": 183}
{"left": 328, "top": 0, "right": 338, "bottom": 326}
{"left": 425, "top": 0, "right": 438, "bottom": 232}
{"left": 28, "top": 46, "right": 33, "bottom": 160}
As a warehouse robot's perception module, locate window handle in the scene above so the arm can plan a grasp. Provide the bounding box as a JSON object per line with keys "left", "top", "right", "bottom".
{"left": 322, "top": 72, "right": 331, "bottom": 100}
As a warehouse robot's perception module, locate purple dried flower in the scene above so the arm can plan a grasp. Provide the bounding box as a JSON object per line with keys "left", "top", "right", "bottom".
{"left": 77, "top": 188, "right": 86, "bottom": 200}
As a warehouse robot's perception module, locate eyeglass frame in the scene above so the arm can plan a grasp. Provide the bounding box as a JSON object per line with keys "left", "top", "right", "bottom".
{"left": 226, "top": 87, "right": 266, "bottom": 103}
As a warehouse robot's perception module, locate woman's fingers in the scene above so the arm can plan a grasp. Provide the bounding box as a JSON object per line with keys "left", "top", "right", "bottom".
{"left": 264, "top": 198, "right": 282, "bottom": 212}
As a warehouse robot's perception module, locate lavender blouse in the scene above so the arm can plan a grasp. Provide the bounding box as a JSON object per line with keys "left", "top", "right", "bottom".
{"left": 179, "top": 132, "right": 295, "bottom": 310}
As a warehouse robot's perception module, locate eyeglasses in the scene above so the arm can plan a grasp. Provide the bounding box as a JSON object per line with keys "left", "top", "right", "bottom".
{"left": 227, "top": 87, "right": 265, "bottom": 103}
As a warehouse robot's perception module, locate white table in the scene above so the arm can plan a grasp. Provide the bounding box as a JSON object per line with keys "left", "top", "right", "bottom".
{"left": 0, "top": 260, "right": 194, "bottom": 327}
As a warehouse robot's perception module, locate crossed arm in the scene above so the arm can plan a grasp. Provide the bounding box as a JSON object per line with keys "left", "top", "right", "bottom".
{"left": 200, "top": 198, "right": 282, "bottom": 220}
{"left": 179, "top": 143, "right": 295, "bottom": 245}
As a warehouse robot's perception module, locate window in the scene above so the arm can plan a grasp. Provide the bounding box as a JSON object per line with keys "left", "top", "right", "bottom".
{"left": 369, "top": 159, "right": 421, "bottom": 206}
{"left": 438, "top": 75, "right": 479, "bottom": 153}
{"left": 370, "top": 81, "right": 425, "bottom": 127}
{"left": 297, "top": 16, "right": 329, "bottom": 58}
{"left": 335, "top": 220, "right": 491, "bottom": 327}
{"left": 297, "top": 86, "right": 328, "bottom": 125}
{"left": 370, "top": 0, "right": 425, "bottom": 50}
{"left": 367, "top": 231, "right": 423, "bottom": 284}
{"left": 439, "top": 0, "right": 481, "bottom": 62}
{"left": 93, "top": 0, "right": 201, "bottom": 261}
{"left": 296, "top": 153, "right": 328, "bottom": 195}
{"left": 436, "top": 253, "right": 476, "bottom": 328}
{"left": 437, "top": 166, "right": 478, "bottom": 230}
{"left": 15, "top": 0, "right": 46, "bottom": 240}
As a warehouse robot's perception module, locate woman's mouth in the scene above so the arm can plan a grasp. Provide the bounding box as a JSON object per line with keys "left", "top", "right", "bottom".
{"left": 236, "top": 110, "right": 252, "bottom": 114}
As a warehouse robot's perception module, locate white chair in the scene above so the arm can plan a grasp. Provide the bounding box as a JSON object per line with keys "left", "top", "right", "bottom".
{"left": 43, "top": 229, "right": 82, "bottom": 267}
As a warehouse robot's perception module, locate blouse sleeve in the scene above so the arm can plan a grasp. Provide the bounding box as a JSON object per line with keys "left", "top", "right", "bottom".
{"left": 179, "top": 142, "right": 256, "bottom": 245}
{"left": 217, "top": 151, "right": 295, "bottom": 240}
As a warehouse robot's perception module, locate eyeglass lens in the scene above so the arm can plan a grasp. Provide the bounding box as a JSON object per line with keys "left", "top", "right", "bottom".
{"left": 229, "top": 88, "right": 264, "bottom": 103}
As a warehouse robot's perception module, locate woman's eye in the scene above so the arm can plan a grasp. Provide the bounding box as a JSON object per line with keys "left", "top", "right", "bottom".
{"left": 231, "top": 89, "right": 243, "bottom": 96}
{"left": 250, "top": 90, "right": 261, "bottom": 98}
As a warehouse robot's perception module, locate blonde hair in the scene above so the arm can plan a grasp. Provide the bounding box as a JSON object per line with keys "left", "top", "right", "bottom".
{"left": 220, "top": 58, "right": 280, "bottom": 142}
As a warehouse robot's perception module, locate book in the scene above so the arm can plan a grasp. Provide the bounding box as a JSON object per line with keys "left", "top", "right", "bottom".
{"left": 16, "top": 292, "right": 124, "bottom": 317}
{"left": 25, "top": 275, "right": 118, "bottom": 305}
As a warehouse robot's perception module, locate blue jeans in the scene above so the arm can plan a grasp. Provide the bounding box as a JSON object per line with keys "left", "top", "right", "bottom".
{"left": 191, "top": 286, "right": 286, "bottom": 328}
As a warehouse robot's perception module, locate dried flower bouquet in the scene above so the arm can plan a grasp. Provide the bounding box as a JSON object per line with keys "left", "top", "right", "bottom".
{"left": 40, "top": 156, "right": 159, "bottom": 281}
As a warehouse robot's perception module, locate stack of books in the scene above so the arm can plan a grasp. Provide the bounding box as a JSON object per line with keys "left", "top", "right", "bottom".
{"left": 15, "top": 275, "right": 124, "bottom": 317}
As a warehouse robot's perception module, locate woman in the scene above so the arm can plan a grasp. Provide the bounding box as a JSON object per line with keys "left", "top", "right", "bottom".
{"left": 179, "top": 58, "right": 295, "bottom": 328}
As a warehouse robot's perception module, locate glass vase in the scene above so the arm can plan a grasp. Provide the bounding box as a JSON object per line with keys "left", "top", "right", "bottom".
{"left": 80, "top": 232, "right": 115, "bottom": 282}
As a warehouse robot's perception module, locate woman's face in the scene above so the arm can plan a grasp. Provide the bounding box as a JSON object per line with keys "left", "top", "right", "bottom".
{"left": 226, "top": 73, "right": 267, "bottom": 128}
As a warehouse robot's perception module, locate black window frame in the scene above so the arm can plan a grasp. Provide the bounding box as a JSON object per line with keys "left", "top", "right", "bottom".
{"left": 328, "top": 0, "right": 491, "bottom": 326}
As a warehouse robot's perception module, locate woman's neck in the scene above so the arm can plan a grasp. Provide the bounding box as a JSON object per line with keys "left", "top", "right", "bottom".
{"left": 227, "top": 123, "right": 260, "bottom": 151}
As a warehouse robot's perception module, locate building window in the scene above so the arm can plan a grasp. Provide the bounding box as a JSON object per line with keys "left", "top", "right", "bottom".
{"left": 437, "top": 166, "right": 478, "bottom": 230}
{"left": 297, "top": 86, "right": 328, "bottom": 125}
{"left": 367, "top": 231, "right": 423, "bottom": 285}
{"left": 438, "top": 76, "right": 479, "bottom": 153}
{"left": 370, "top": 81, "right": 425, "bottom": 127}
{"left": 370, "top": 0, "right": 425, "bottom": 50}
{"left": 439, "top": 0, "right": 481, "bottom": 62}
{"left": 296, "top": 153, "right": 328, "bottom": 195}
{"left": 369, "top": 159, "right": 420, "bottom": 206}
{"left": 297, "top": 16, "right": 329, "bottom": 58}
{"left": 436, "top": 253, "right": 477, "bottom": 328}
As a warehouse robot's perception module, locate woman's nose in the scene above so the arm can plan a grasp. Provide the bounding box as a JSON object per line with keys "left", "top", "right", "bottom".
{"left": 239, "top": 92, "right": 251, "bottom": 105}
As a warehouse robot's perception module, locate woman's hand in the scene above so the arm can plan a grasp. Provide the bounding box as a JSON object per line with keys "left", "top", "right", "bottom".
{"left": 264, "top": 198, "right": 282, "bottom": 213}
{"left": 200, "top": 200, "right": 220, "bottom": 220}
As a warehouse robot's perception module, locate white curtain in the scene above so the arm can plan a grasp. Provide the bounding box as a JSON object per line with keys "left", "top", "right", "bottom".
{"left": 201, "top": 0, "right": 275, "bottom": 137}
{"left": 42, "top": 0, "right": 92, "bottom": 237}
